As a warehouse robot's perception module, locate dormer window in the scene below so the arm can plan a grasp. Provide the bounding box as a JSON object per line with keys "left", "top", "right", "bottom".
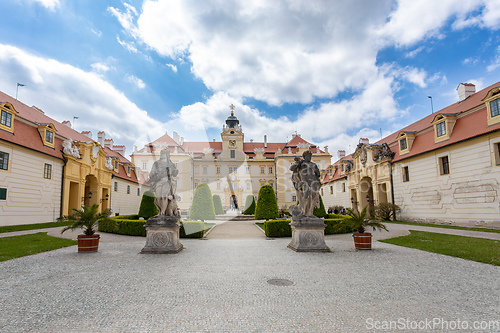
{"left": 436, "top": 121, "right": 446, "bottom": 137}
{"left": 399, "top": 138, "right": 407, "bottom": 150}
{"left": 37, "top": 123, "right": 57, "bottom": 149}
{"left": 397, "top": 132, "right": 416, "bottom": 155}
{"left": 483, "top": 87, "right": 500, "bottom": 126}
{"left": 431, "top": 114, "right": 457, "bottom": 143}
{"left": 0, "top": 102, "right": 17, "bottom": 134}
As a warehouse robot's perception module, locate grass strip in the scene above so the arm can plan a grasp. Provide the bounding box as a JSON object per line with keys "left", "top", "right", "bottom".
{"left": 0, "top": 221, "right": 73, "bottom": 234}
{"left": 380, "top": 230, "right": 500, "bottom": 266}
{"left": 0, "top": 232, "right": 77, "bottom": 262}
{"left": 384, "top": 220, "right": 500, "bottom": 234}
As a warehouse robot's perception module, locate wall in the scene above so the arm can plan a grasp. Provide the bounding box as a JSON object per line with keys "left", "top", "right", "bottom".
{"left": 321, "top": 179, "right": 350, "bottom": 210}
{"left": 0, "top": 141, "right": 63, "bottom": 225}
{"left": 110, "top": 177, "right": 143, "bottom": 216}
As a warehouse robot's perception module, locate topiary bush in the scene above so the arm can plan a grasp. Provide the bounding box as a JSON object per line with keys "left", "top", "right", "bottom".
{"left": 180, "top": 221, "right": 208, "bottom": 238}
{"left": 138, "top": 190, "right": 158, "bottom": 219}
{"left": 313, "top": 195, "right": 327, "bottom": 218}
{"left": 254, "top": 185, "right": 279, "bottom": 220}
{"left": 264, "top": 219, "right": 292, "bottom": 237}
{"left": 189, "top": 184, "right": 216, "bottom": 221}
{"left": 243, "top": 195, "right": 256, "bottom": 215}
{"left": 212, "top": 195, "right": 224, "bottom": 215}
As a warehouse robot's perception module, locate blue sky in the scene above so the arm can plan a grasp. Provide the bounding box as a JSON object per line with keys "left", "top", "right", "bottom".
{"left": 1, "top": 0, "right": 500, "bottom": 161}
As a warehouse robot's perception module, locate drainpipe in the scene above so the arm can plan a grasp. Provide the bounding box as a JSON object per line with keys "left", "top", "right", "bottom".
{"left": 389, "top": 161, "right": 396, "bottom": 220}
{"left": 59, "top": 155, "right": 67, "bottom": 219}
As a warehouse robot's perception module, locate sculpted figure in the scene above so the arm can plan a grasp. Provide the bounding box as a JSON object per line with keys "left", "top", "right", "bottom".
{"left": 290, "top": 150, "right": 321, "bottom": 217}
{"left": 62, "top": 138, "right": 81, "bottom": 158}
{"left": 148, "top": 149, "right": 179, "bottom": 216}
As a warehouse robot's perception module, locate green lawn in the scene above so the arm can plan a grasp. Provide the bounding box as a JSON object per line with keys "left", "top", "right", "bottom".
{"left": 0, "top": 232, "right": 77, "bottom": 262}
{"left": 383, "top": 220, "right": 500, "bottom": 233}
{"left": 0, "top": 221, "right": 73, "bottom": 234}
{"left": 380, "top": 230, "right": 500, "bottom": 266}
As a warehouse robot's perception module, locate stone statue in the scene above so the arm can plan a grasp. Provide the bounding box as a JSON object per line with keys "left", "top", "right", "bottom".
{"left": 105, "top": 157, "right": 114, "bottom": 170}
{"left": 62, "top": 138, "right": 81, "bottom": 158}
{"left": 290, "top": 150, "right": 321, "bottom": 217}
{"left": 373, "top": 143, "right": 395, "bottom": 162}
{"left": 148, "top": 149, "right": 179, "bottom": 216}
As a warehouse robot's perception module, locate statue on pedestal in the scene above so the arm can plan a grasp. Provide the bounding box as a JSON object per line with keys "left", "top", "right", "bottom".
{"left": 148, "top": 149, "right": 179, "bottom": 216}
{"left": 290, "top": 150, "right": 321, "bottom": 217}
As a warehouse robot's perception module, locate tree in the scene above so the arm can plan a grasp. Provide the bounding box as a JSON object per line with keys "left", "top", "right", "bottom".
{"left": 189, "top": 184, "right": 216, "bottom": 221}
{"left": 243, "top": 195, "right": 255, "bottom": 215}
{"left": 213, "top": 194, "right": 224, "bottom": 215}
{"left": 313, "top": 195, "right": 327, "bottom": 218}
{"left": 138, "top": 190, "right": 158, "bottom": 219}
{"left": 254, "top": 185, "right": 279, "bottom": 220}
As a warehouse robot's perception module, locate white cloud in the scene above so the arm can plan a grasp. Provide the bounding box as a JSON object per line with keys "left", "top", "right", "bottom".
{"left": 117, "top": 36, "right": 138, "bottom": 53}
{"left": 405, "top": 46, "right": 425, "bottom": 58}
{"left": 91, "top": 62, "right": 111, "bottom": 73}
{"left": 487, "top": 46, "right": 500, "bottom": 72}
{"left": 166, "top": 63, "right": 178, "bottom": 73}
{"left": 0, "top": 44, "right": 164, "bottom": 156}
{"left": 28, "top": 0, "right": 60, "bottom": 11}
{"left": 125, "top": 74, "right": 146, "bottom": 89}
{"left": 108, "top": 3, "right": 139, "bottom": 37}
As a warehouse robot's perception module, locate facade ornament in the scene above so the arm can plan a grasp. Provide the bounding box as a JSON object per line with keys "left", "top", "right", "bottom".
{"left": 105, "top": 157, "right": 114, "bottom": 171}
{"left": 297, "top": 142, "right": 311, "bottom": 149}
{"left": 277, "top": 148, "right": 282, "bottom": 154}
{"left": 203, "top": 147, "right": 214, "bottom": 154}
{"left": 62, "top": 138, "right": 81, "bottom": 158}
{"left": 373, "top": 143, "right": 395, "bottom": 162}
{"left": 355, "top": 143, "right": 367, "bottom": 166}
{"left": 288, "top": 147, "right": 292, "bottom": 154}
{"left": 345, "top": 160, "right": 353, "bottom": 173}
{"left": 92, "top": 145, "right": 100, "bottom": 160}
{"left": 174, "top": 146, "right": 178, "bottom": 154}
{"left": 254, "top": 147, "right": 265, "bottom": 153}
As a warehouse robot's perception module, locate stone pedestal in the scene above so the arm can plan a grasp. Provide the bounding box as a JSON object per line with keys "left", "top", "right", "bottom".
{"left": 288, "top": 216, "right": 330, "bottom": 252}
{"left": 141, "top": 215, "right": 183, "bottom": 254}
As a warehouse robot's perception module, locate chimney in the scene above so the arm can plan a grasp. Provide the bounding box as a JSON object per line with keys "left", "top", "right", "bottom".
{"left": 97, "top": 131, "right": 105, "bottom": 145}
{"left": 173, "top": 131, "right": 179, "bottom": 144}
{"left": 457, "top": 83, "right": 475, "bottom": 101}
{"left": 359, "top": 138, "right": 369, "bottom": 144}
{"left": 104, "top": 138, "right": 114, "bottom": 149}
{"left": 62, "top": 120, "right": 71, "bottom": 128}
{"left": 324, "top": 146, "right": 329, "bottom": 154}
{"left": 81, "top": 131, "right": 92, "bottom": 139}
{"left": 180, "top": 137, "right": 184, "bottom": 146}
{"left": 338, "top": 150, "right": 346, "bottom": 160}
{"left": 113, "top": 145, "right": 126, "bottom": 156}
{"left": 264, "top": 135, "right": 267, "bottom": 148}
{"left": 213, "top": 139, "right": 215, "bottom": 142}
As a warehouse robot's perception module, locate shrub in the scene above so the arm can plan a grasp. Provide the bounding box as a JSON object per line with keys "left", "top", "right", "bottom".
{"left": 313, "top": 195, "right": 327, "bottom": 218}
{"left": 254, "top": 185, "right": 279, "bottom": 220}
{"left": 264, "top": 220, "right": 292, "bottom": 237}
{"left": 324, "top": 217, "right": 352, "bottom": 235}
{"left": 213, "top": 195, "right": 224, "bottom": 215}
{"left": 111, "top": 214, "right": 139, "bottom": 220}
{"left": 326, "top": 213, "right": 345, "bottom": 219}
{"left": 375, "top": 203, "right": 401, "bottom": 221}
{"left": 243, "top": 195, "right": 256, "bottom": 215}
{"left": 138, "top": 190, "right": 158, "bottom": 219}
{"left": 98, "top": 218, "right": 208, "bottom": 238}
{"left": 189, "top": 184, "right": 216, "bottom": 221}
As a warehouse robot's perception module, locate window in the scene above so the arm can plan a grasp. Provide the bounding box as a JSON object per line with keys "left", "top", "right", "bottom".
{"left": 43, "top": 163, "right": 52, "bottom": 179}
{"left": 0, "top": 110, "right": 12, "bottom": 127}
{"left": 246, "top": 183, "right": 251, "bottom": 190}
{"left": 292, "top": 195, "right": 296, "bottom": 202}
{"left": 114, "top": 160, "right": 118, "bottom": 169}
{"left": 203, "top": 166, "right": 207, "bottom": 174}
{"left": 137, "top": 188, "right": 140, "bottom": 196}
{"left": 0, "top": 188, "right": 6, "bottom": 200}
{"left": 127, "top": 166, "right": 131, "bottom": 174}
{"left": 269, "top": 166, "right": 273, "bottom": 174}
{"left": 230, "top": 150, "right": 235, "bottom": 158}
{"left": 491, "top": 99, "right": 500, "bottom": 118}
{"left": 245, "top": 166, "right": 250, "bottom": 174}
{"left": 436, "top": 122, "right": 446, "bottom": 137}
{"left": 402, "top": 166, "right": 410, "bottom": 182}
{"left": 142, "top": 162, "right": 147, "bottom": 170}
{"left": 194, "top": 183, "right": 198, "bottom": 188}
{"left": 217, "top": 182, "right": 221, "bottom": 190}
{"left": 229, "top": 166, "right": 235, "bottom": 174}
{"left": 330, "top": 186, "right": 333, "bottom": 194}
{"left": 341, "top": 164, "right": 344, "bottom": 172}
{"left": 440, "top": 156, "right": 450, "bottom": 175}
{"left": 399, "top": 138, "right": 407, "bottom": 151}
{"left": 260, "top": 182, "right": 265, "bottom": 187}
{"left": 495, "top": 143, "right": 500, "bottom": 166}
{"left": 127, "top": 185, "right": 130, "bottom": 194}
{"left": 216, "top": 166, "right": 220, "bottom": 174}
{"left": 321, "top": 188, "right": 324, "bottom": 196}
{"left": 46, "top": 131, "right": 53, "bottom": 144}
{"left": 260, "top": 166, "right": 265, "bottom": 174}
{"left": 114, "top": 182, "right": 118, "bottom": 192}
{"left": 0, "top": 151, "right": 9, "bottom": 170}
{"left": 342, "top": 183, "right": 346, "bottom": 192}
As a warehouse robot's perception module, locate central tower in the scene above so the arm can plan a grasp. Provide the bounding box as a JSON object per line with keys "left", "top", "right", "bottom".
{"left": 221, "top": 104, "right": 244, "bottom": 155}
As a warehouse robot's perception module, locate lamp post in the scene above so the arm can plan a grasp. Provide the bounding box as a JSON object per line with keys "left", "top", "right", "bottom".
{"left": 428, "top": 96, "right": 434, "bottom": 114}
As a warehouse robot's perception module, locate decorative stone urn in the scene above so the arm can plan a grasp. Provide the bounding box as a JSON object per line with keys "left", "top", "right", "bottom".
{"left": 141, "top": 215, "right": 183, "bottom": 254}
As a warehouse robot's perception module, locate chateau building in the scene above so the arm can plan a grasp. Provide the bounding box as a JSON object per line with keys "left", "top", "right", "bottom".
{"left": 0, "top": 91, "right": 143, "bottom": 226}
{"left": 131, "top": 106, "right": 332, "bottom": 211}
{"left": 322, "top": 81, "right": 500, "bottom": 228}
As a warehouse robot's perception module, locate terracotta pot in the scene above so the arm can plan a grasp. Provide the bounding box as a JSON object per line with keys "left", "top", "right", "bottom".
{"left": 77, "top": 234, "right": 100, "bottom": 252}
{"left": 353, "top": 233, "right": 372, "bottom": 250}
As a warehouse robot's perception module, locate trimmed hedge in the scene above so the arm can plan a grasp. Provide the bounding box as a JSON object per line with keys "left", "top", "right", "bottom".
{"left": 243, "top": 195, "right": 256, "bottom": 215}
{"left": 213, "top": 195, "right": 224, "bottom": 215}
{"left": 138, "top": 191, "right": 158, "bottom": 219}
{"left": 98, "top": 219, "right": 210, "bottom": 238}
{"left": 255, "top": 185, "right": 279, "bottom": 220}
{"left": 263, "top": 217, "right": 351, "bottom": 237}
{"left": 111, "top": 214, "right": 139, "bottom": 220}
{"left": 189, "top": 184, "right": 216, "bottom": 221}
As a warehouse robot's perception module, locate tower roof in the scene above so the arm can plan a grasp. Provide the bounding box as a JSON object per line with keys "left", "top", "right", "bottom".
{"left": 225, "top": 104, "right": 240, "bottom": 128}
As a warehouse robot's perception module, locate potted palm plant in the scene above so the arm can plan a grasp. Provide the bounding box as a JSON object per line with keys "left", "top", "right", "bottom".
{"left": 335, "top": 206, "right": 388, "bottom": 250}
{"left": 59, "top": 204, "right": 113, "bottom": 252}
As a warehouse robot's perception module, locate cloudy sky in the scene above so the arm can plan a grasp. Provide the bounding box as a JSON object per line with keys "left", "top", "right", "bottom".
{"left": 1, "top": 0, "right": 500, "bottom": 161}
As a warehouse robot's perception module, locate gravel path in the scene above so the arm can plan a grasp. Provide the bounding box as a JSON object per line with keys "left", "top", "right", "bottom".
{"left": 1, "top": 221, "right": 499, "bottom": 332}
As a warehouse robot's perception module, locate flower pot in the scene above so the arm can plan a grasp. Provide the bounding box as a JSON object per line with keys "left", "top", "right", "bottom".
{"left": 353, "top": 232, "right": 372, "bottom": 250}
{"left": 77, "top": 234, "right": 100, "bottom": 252}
